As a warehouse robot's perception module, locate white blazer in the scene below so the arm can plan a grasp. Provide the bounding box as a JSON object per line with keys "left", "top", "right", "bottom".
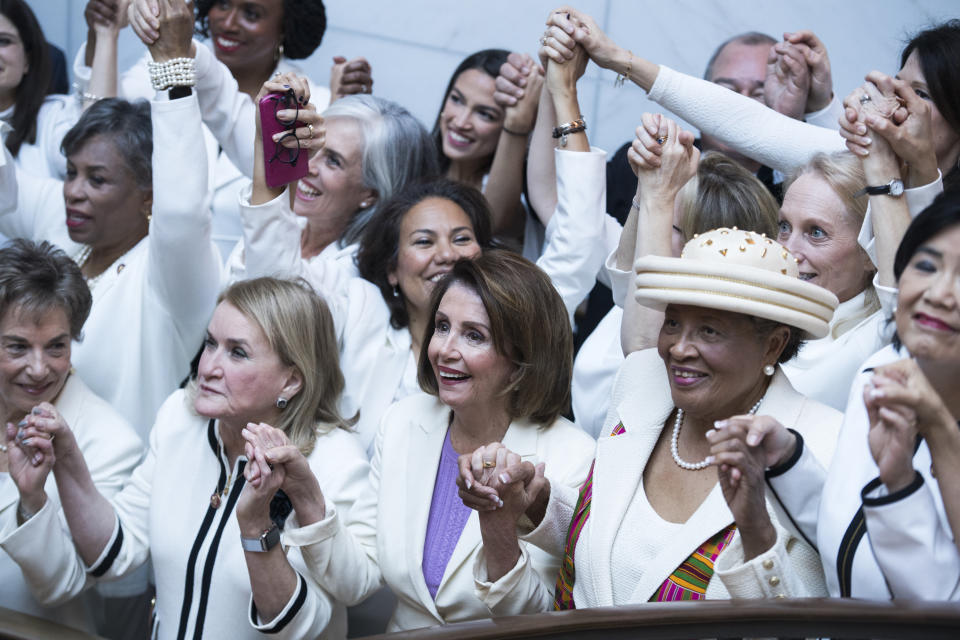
{"left": 282, "top": 393, "right": 595, "bottom": 632}
{"left": 0, "top": 95, "right": 223, "bottom": 436}
{"left": 522, "top": 349, "right": 838, "bottom": 605}
{"left": 769, "top": 344, "right": 960, "bottom": 600}
{"left": 1, "top": 389, "right": 369, "bottom": 640}
{"left": 235, "top": 148, "right": 612, "bottom": 454}
{"left": 0, "top": 375, "right": 143, "bottom": 632}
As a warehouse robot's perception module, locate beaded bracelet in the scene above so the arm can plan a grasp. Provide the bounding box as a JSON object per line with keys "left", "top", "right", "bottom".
{"left": 147, "top": 57, "right": 197, "bottom": 91}
{"left": 615, "top": 50, "right": 633, "bottom": 88}
{"left": 552, "top": 117, "right": 587, "bottom": 148}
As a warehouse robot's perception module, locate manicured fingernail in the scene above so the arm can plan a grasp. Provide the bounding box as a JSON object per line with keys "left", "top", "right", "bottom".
{"left": 499, "top": 473, "right": 511, "bottom": 484}
{"left": 704, "top": 455, "right": 715, "bottom": 464}
{"left": 497, "top": 498, "right": 504, "bottom": 508}
{"left": 17, "top": 419, "right": 26, "bottom": 427}
{"left": 857, "top": 124, "right": 867, "bottom": 135}
{"left": 714, "top": 420, "right": 728, "bottom": 429}
{"left": 747, "top": 435, "right": 760, "bottom": 446}
{"left": 31, "top": 407, "right": 41, "bottom": 415}
{"left": 862, "top": 136, "right": 872, "bottom": 145}
{"left": 705, "top": 429, "right": 716, "bottom": 438}
{"left": 273, "top": 133, "right": 282, "bottom": 141}
{"left": 870, "top": 387, "right": 884, "bottom": 399}
{"left": 33, "top": 454, "right": 42, "bottom": 465}
{"left": 23, "top": 438, "right": 32, "bottom": 446}
{"left": 465, "top": 478, "right": 472, "bottom": 490}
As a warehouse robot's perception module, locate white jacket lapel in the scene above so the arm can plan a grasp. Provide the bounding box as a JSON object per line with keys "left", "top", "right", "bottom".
{"left": 401, "top": 403, "right": 449, "bottom": 621}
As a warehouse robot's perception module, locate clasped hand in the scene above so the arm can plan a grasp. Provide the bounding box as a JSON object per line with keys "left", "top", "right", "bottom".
{"left": 456, "top": 442, "right": 546, "bottom": 524}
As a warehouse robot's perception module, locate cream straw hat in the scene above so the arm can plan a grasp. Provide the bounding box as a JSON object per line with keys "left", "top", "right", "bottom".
{"left": 634, "top": 227, "right": 838, "bottom": 339}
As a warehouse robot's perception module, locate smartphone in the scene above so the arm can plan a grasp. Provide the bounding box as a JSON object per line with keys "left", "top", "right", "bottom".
{"left": 259, "top": 92, "right": 309, "bottom": 188}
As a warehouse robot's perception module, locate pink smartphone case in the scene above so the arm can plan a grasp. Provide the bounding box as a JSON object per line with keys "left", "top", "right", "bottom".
{"left": 259, "top": 92, "right": 310, "bottom": 188}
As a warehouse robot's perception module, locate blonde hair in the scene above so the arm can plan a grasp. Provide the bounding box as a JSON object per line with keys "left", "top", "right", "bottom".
{"left": 189, "top": 277, "right": 353, "bottom": 456}
{"left": 786, "top": 152, "right": 879, "bottom": 336}
{"left": 676, "top": 152, "right": 780, "bottom": 239}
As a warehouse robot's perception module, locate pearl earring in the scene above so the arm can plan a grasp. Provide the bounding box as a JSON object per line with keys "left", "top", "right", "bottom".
{"left": 763, "top": 364, "right": 775, "bottom": 376}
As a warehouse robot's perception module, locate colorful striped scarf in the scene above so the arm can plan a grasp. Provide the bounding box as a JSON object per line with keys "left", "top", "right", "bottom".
{"left": 554, "top": 422, "right": 624, "bottom": 610}
{"left": 649, "top": 524, "right": 737, "bottom": 601}
{"left": 553, "top": 421, "right": 735, "bottom": 608}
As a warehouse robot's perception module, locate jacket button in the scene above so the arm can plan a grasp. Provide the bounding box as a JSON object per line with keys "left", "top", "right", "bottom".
{"left": 769, "top": 576, "right": 780, "bottom": 587}
{"left": 762, "top": 559, "right": 774, "bottom": 570}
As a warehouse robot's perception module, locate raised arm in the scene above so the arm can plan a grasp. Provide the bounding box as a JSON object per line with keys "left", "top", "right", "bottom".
{"left": 485, "top": 54, "right": 542, "bottom": 239}
{"left": 542, "top": 7, "right": 844, "bottom": 173}
{"left": 82, "top": 0, "right": 127, "bottom": 104}
{"left": 620, "top": 116, "right": 699, "bottom": 355}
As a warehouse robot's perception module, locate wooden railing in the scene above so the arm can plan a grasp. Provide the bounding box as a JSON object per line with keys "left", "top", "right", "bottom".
{"left": 4, "top": 599, "right": 959, "bottom": 639}
{"left": 359, "top": 599, "right": 960, "bottom": 639}
{"left": 0, "top": 606, "right": 103, "bottom": 640}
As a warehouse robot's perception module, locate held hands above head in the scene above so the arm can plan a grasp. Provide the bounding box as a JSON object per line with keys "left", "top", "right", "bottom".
{"left": 493, "top": 53, "right": 544, "bottom": 109}
{"left": 494, "top": 54, "right": 543, "bottom": 137}
{"left": 85, "top": 0, "right": 130, "bottom": 37}
{"left": 840, "top": 72, "right": 939, "bottom": 187}
{"left": 706, "top": 415, "right": 798, "bottom": 560}
{"left": 242, "top": 422, "right": 326, "bottom": 525}
{"left": 541, "top": 7, "right": 619, "bottom": 72}
{"left": 764, "top": 31, "right": 834, "bottom": 119}
{"left": 763, "top": 38, "right": 811, "bottom": 121}
{"left": 330, "top": 56, "right": 374, "bottom": 101}
{"left": 129, "top": 0, "right": 196, "bottom": 62}
{"left": 541, "top": 39, "right": 587, "bottom": 98}
{"left": 629, "top": 114, "right": 699, "bottom": 203}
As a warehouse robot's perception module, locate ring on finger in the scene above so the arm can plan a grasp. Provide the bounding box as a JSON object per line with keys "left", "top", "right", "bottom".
{"left": 482, "top": 460, "right": 495, "bottom": 469}
{"left": 656, "top": 135, "right": 668, "bottom": 145}
{"left": 307, "top": 123, "right": 315, "bottom": 139}
{"left": 539, "top": 36, "right": 547, "bottom": 46}
{"left": 859, "top": 94, "right": 872, "bottom": 105}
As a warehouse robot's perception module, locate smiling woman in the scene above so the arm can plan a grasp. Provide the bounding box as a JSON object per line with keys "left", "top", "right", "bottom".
{"left": 758, "top": 189, "right": 960, "bottom": 600}
{"left": 0, "top": 239, "right": 141, "bottom": 634}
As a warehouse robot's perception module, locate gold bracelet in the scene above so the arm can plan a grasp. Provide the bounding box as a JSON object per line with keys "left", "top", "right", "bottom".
{"left": 615, "top": 50, "right": 633, "bottom": 88}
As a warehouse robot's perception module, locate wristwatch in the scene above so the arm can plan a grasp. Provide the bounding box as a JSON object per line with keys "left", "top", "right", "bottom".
{"left": 169, "top": 86, "right": 192, "bottom": 100}
{"left": 240, "top": 523, "right": 280, "bottom": 553}
{"left": 854, "top": 178, "right": 904, "bottom": 198}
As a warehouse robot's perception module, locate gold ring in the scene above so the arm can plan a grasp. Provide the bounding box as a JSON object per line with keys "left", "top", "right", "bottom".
{"left": 307, "top": 123, "right": 315, "bottom": 139}
{"left": 656, "top": 135, "right": 667, "bottom": 145}
{"left": 482, "top": 460, "right": 495, "bottom": 469}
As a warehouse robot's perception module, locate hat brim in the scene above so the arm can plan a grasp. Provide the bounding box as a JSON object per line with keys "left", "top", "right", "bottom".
{"left": 634, "top": 255, "right": 838, "bottom": 339}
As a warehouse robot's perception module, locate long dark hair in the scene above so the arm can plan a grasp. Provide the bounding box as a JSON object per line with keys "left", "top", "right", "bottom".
{"left": 431, "top": 49, "right": 509, "bottom": 174}
{"left": 1, "top": 0, "right": 52, "bottom": 157}
{"left": 901, "top": 20, "right": 960, "bottom": 191}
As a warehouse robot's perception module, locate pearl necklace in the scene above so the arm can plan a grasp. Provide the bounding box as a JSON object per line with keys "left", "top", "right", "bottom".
{"left": 670, "top": 396, "right": 764, "bottom": 471}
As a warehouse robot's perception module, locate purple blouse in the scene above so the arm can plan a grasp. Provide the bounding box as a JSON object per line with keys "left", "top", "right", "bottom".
{"left": 421, "top": 428, "right": 472, "bottom": 599}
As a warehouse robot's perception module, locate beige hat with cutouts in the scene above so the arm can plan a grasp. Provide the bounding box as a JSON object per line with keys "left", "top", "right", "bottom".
{"left": 634, "top": 227, "right": 838, "bottom": 339}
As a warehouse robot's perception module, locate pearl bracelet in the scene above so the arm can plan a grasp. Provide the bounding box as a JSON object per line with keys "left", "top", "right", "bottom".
{"left": 148, "top": 57, "right": 197, "bottom": 91}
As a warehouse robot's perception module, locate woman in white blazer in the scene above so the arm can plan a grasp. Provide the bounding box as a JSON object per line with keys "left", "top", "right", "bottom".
{"left": 6, "top": 277, "right": 370, "bottom": 639}
{"left": 736, "top": 190, "right": 960, "bottom": 600}
{"left": 0, "top": 240, "right": 142, "bottom": 633}
{"left": 462, "top": 221, "right": 842, "bottom": 607}
{"left": 256, "top": 251, "right": 595, "bottom": 632}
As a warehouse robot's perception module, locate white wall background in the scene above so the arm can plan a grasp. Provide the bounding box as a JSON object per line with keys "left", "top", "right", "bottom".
{"left": 26, "top": 0, "right": 959, "bottom": 154}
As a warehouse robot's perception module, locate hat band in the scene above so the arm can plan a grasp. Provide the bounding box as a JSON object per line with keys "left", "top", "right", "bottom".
{"left": 638, "top": 270, "right": 836, "bottom": 318}
{"left": 635, "top": 285, "right": 833, "bottom": 324}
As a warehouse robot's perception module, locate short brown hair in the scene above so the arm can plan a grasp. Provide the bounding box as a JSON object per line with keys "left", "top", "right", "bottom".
{"left": 417, "top": 250, "right": 572, "bottom": 426}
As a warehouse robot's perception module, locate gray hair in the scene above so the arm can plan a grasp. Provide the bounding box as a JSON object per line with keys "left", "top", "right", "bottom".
{"left": 703, "top": 31, "right": 777, "bottom": 81}
{"left": 0, "top": 239, "right": 91, "bottom": 340}
{"left": 322, "top": 95, "right": 440, "bottom": 247}
{"left": 61, "top": 98, "right": 153, "bottom": 190}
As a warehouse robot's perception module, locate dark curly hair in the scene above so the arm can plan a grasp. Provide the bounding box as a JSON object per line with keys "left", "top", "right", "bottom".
{"left": 1, "top": 0, "right": 53, "bottom": 157}
{"left": 356, "top": 179, "right": 494, "bottom": 330}
{"left": 431, "top": 49, "right": 509, "bottom": 174}
{"left": 194, "top": 0, "right": 326, "bottom": 60}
